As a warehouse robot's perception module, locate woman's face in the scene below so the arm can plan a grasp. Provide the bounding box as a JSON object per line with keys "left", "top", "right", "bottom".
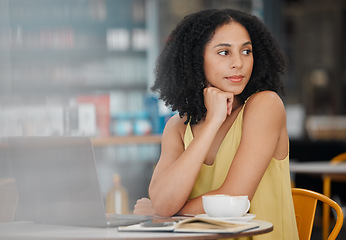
{"left": 203, "top": 21, "right": 253, "bottom": 95}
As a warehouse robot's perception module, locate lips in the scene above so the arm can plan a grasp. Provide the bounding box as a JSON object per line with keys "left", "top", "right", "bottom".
{"left": 226, "top": 75, "right": 243, "bottom": 83}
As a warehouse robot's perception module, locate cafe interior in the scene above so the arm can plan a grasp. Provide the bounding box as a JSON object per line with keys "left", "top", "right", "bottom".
{"left": 0, "top": 0, "right": 345, "bottom": 239}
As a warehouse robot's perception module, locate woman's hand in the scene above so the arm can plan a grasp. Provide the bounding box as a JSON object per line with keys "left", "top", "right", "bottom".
{"left": 133, "top": 198, "right": 158, "bottom": 216}
{"left": 203, "top": 84, "right": 234, "bottom": 124}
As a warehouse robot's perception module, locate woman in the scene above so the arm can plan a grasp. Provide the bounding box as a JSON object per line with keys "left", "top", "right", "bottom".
{"left": 135, "top": 8, "right": 298, "bottom": 239}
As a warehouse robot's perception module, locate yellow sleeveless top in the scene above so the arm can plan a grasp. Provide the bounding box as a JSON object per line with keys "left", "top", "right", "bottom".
{"left": 184, "top": 102, "right": 299, "bottom": 240}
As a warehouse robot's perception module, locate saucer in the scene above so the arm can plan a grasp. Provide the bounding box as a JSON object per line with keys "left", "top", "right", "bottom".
{"left": 195, "top": 213, "right": 256, "bottom": 222}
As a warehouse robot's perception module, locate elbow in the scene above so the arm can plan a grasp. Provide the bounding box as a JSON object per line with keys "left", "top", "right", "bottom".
{"left": 149, "top": 182, "right": 185, "bottom": 217}
{"left": 155, "top": 207, "right": 177, "bottom": 217}
{"left": 149, "top": 191, "right": 180, "bottom": 217}
{"left": 150, "top": 196, "right": 180, "bottom": 217}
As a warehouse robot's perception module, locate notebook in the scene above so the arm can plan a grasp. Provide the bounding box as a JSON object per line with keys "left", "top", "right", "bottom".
{"left": 118, "top": 217, "right": 260, "bottom": 233}
{"left": 7, "top": 136, "right": 151, "bottom": 227}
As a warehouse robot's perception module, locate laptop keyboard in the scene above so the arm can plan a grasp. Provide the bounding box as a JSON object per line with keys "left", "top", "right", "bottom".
{"left": 106, "top": 214, "right": 152, "bottom": 227}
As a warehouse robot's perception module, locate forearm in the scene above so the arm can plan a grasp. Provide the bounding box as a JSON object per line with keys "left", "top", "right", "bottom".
{"left": 149, "top": 119, "right": 221, "bottom": 216}
{"left": 176, "top": 185, "right": 224, "bottom": 216}
{"left": 176, "top": 196, "right": 203, "bottom": 216}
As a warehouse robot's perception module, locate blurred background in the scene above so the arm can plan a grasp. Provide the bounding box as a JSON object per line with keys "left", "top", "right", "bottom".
{"left": 0, "top": 0, "right": 345, "bottom": 238}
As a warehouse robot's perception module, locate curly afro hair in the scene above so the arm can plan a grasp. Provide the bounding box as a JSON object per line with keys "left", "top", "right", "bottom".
{"left": 151, "top": 8, "right": 287, "bottom": 125}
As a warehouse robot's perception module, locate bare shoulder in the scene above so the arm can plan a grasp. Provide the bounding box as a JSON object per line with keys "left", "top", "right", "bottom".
{"left": 244, "top": 91, "right": 286, "bottom": 118}
{"left": 246, "top": 90, "right": 284, "bottom": 107}
{"left": 162, "top": 113, "right": 188, "bottom": 140}
{"left": 164, "top": 113, "right": 187, "bottom": 130}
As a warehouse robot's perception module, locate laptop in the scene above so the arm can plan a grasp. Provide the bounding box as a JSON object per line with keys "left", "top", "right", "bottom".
{"left": 7, "top": 136, "right": 151, "bottom": 227}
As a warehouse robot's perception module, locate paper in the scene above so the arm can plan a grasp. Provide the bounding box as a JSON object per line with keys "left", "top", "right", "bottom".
{"left": 118, "top": 217, "right": 259, "bottom": 233}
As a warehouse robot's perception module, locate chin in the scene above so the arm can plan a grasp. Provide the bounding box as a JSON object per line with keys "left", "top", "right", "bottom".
{"left": 223, "top": 88, "right": 245, "bottom": 95}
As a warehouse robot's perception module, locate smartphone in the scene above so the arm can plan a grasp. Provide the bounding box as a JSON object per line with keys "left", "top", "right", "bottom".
{"left": 140, "top": 218, "right": 178, "bottom": 227}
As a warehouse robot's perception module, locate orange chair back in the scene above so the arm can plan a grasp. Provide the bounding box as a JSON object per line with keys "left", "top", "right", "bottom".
{"left": 292, "top": 188, "right": 344, "bottom": 240}
{"left": 323, "top": 152, "right": 346, "bottom": 239}
{"left": 331, "top": 152, "right": 346, "bottom": 164}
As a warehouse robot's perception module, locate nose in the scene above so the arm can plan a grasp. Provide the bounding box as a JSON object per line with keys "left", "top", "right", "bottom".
{"left": 230, "top": 53, "right": 243, "bottom": 69}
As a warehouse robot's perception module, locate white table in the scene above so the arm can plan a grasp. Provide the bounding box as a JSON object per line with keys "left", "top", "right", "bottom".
{"left": 0, "top": 220, "right": 273, "bottom": 240}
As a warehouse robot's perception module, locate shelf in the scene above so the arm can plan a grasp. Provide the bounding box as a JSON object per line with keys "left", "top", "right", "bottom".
{"left": 9, "top": 82, "right": 147, "bottom": 95}
{"left": 7, "top": 0, "right": 145, "bottom": 28}
{"left": 91, "top": 135, "right": 162, "bottom": 146}
{"left": 0, "top": 135, "right": 162, "bottom": 147}
{"left": 6, "top": 47, "right": 147, "bottom": 58}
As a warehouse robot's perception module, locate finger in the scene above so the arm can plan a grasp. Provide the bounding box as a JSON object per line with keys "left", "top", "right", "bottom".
{"left": 137, "top": 197, "right": 151, "bottom": 204}
{"left": 224, "top": 92, "right": 234, "bottom": 115}
{"left": 133, "top": 208, "right": 147, "bottom": 215}
{"left": 227, "top": 99, "right": 233, "bottom": 115}
{"left": 142, "top": 198, "right": 152, "bottom": 205}
{"left": 133, "top": 204, "right": 157, "bottom": 216}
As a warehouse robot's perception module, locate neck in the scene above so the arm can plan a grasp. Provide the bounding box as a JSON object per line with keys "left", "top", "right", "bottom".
{"left": 232, "top": 97, "right": 243, "bottom": 111}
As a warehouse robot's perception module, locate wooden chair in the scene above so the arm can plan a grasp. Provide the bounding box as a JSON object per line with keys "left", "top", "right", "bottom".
{"left": 292, "top": 188, "right": 344, "bottom": 240}
{"left": 323, "top": 153, "right": 346, "bottom": 240}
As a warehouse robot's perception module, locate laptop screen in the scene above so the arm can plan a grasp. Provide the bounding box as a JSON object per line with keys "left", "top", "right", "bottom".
{"left": 8, "top": 136, "right": 109, "bottom": 227}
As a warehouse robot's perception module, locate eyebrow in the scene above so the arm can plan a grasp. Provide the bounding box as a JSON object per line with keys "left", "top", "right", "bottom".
{"left": 214, "top": 41, "right": 252, "bottom": 48}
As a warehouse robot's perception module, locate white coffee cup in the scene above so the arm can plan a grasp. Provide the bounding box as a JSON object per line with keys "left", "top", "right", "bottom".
{"left": 202, "top": 194, "right": 250, "bottom": 218}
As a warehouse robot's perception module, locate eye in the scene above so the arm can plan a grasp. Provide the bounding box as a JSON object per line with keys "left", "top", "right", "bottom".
{"left": 218, "top": 50, "right": 229, "bottom": 56}
{"left": 242, "top": 49, "right": 252, "bottom": 55}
